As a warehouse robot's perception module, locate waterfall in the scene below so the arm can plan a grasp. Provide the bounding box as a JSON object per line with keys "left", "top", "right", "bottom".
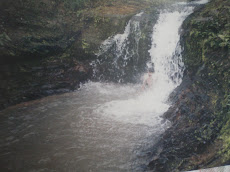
{"left": 146, "top": 7, "right": 194, "bottom": 103}
{"left": 93, "top": 5, "right": 195, "bottom": 127}
{"left": 92, "top": 12, "right": 145, "bottom": 82}
{"left": 0, "top": 1, "right": 210, "bottom": 172}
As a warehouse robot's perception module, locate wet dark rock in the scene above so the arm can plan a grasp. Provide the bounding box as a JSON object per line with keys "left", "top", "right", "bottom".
{"left": 0, "top": 59, "right": 92, "bottom": 110}
{"left": 148, "top": 0, "right": 230, "bottom": 171}
{"left": 93, "top": 10, "right": 159, "bottom": 83}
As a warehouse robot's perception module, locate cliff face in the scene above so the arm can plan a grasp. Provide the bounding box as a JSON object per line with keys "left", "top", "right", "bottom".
{"left": 0, "top": 0, "right": 147, "bottom": 62}
{"left": 0, "top": 0, "right": 159, "bottom": 110}
{"left": 149, "top": 0, "right": 230, "bottom": 171}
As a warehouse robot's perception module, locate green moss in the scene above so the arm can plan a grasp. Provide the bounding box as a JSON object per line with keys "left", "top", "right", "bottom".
{"left": 182, "top": 0, "right": 230, "bottom": 167}
{"left": 219, "top": 94, "right": 230, "bottom": 162}
{"left": 82, "top": 39, "right": 90, "bottom": 50}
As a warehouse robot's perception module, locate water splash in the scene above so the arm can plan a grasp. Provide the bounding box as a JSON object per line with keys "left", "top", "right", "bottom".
{"left": 95, "top": 6, "right": 195, "bottom": 128}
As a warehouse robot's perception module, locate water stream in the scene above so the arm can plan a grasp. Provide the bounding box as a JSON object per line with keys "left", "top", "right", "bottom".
{"left": 0, "top": 1, "right": 208, "bottom": 171}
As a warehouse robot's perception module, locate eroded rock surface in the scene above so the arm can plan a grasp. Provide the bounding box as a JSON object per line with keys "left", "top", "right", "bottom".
{"left": 148, "top": 0, "right": 230, "bottom": 171}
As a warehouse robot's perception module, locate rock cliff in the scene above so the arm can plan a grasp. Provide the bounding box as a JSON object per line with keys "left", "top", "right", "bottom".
{"left": 149, "top": 0, "right": 230, "bottom": 171}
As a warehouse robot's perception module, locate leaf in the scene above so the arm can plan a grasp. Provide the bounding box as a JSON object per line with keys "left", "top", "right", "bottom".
{"left": 219, "top": 42, "right": 228, "bottom": 47}
{"left": 210, "top": 41, "right": 215, "bottom": 47}
{"left": 218, "top": 34, "right": 226, "bottom": 41}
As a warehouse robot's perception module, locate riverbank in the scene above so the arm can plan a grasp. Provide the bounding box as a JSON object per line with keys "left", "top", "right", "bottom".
{"left": 148, "top": 0, "right": 230, "bottom": 171}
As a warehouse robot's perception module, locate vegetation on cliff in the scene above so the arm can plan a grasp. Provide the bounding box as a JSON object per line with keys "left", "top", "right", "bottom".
{"left": 149, "top": 0, "right": 230, "bottom": 171}
{"left": 183, "top": 0, "right": 229, "bottom": 166}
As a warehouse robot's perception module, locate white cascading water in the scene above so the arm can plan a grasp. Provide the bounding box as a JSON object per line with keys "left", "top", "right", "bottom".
{"left": 92, "top": 12, "right": 143, "bottom": 81}
{"left": 95, "top": 7, "right": 194, "bottom": 127}
{"left": 0, "top": 1, "right": 209, "bottom": 171}
{"left": 97, "top": 12, "right": 142, "bottom": 59}
{"left": 148, "top": 7, "right": 194, "bottom": 100}
{"left": 96, "top": 20, "right": 131, "bottom": 58}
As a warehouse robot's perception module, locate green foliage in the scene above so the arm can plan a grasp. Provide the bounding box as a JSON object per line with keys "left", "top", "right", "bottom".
{"left": 81, "top": 39, "right": 90, "bottom": 53}
{"left": 184, "top": 0, "right": 230, "bottom": 165}
{"left": 219, "top": 94, "right": 230, "bottom": 162}
{"left": 93, "top": 15, "right": 107, "bottom": 27}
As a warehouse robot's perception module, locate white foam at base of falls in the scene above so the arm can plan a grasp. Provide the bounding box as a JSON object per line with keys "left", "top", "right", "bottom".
{"left": 94, "top": 6, "right": 195, "bottom": 128}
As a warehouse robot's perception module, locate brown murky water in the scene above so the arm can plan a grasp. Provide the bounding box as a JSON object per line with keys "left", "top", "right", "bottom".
{"left": 0, "top": 82, "right": 170, "bottom": 171}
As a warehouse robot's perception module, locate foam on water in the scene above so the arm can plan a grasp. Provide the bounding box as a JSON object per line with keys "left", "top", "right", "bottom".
{"left": 92, "top": 5, "right": 195, "bottom": 128}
